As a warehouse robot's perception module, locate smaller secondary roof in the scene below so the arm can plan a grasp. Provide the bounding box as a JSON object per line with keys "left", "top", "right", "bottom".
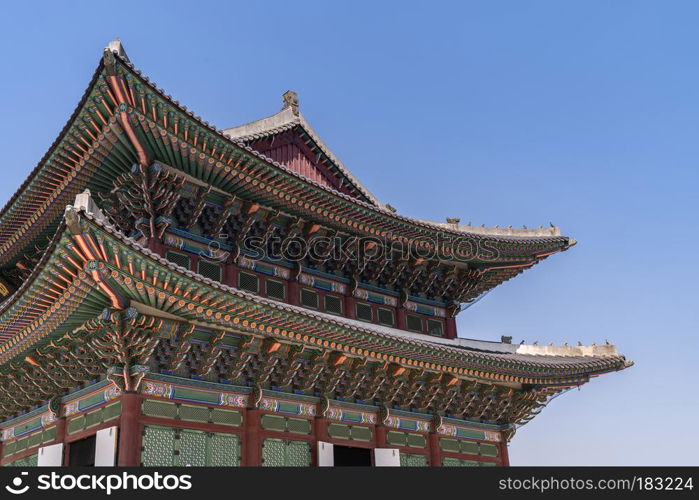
{"left": 223, "top": 90, "right": 382, "bottom": 206}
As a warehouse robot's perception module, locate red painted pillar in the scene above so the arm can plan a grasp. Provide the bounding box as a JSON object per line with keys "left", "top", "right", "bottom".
{"left": 244, "top": 409, "right": 262, "bottom": 466}
{"left": 428, "top": 433, "right": 441, "bottom": 467}
{"left": 288, "top": 280, "right": 299, "bottom": 306}
{"left": 312, "top": 416, "right": 329, "bottom": 466}
{"left": 375, "top": 424, "right": 387, "bottom": 448}
{"left": 499, "top": 434, "right": 510, "bottom": 466}
{"left": 397, "top": 308, "right": 407, "bottom": 330}
{"left": 54, "top": 410, "right": 68, "bottom": 466}
{"left": 117, "top": 392, "right": 142, "bottom": 466}
{"left": 313, "top": 416, "right": 329, "bottom": 442}
{"left": 220, "top": 260, "right": 229, "bottom": 285}
{"left": 226, "top": 263, "right": 238, "bottom": 288}
{"left": 445, "top": 317, "right": 457, "bottom": 339}
{"left": 147, "top": 238, "right": 164, "bottom": 257}
{"left": 344, "top": 294, "right": 355, "bottom": 319}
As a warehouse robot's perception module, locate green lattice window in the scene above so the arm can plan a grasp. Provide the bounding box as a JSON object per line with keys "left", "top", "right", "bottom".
{"left": 141, "top": 401, "right": 242, "bottom": 427}
{"left": 327, "top": 423, "right": 351, "bottom": 440}
{"left": 42, "top": 427, "right": 57, "bottom": 444}
{"left": 407, "top": 314, "right": 423, "bottom": 333}
{"left": 261, "top": 439, "right": 311, "bottom": 467}
{"left": 327, "top": 423, "right": 372, "bottom": 442}
{"left": 324, "top": 295, "right": 343, "bottom": 315}
{"left": 439, "top": 437, "right": 460, "bottom": 453}
{"left": 261, "top": 415, "right": 286, "bottom": 432}
{"left": 27, "top": 432, "right": 42, "bottom": 449}
{"left": 480, "top": 443, "right": 499, "bottom": 457}
{"left": 198, "top": 260, "right": 222, "bottom": 282}
{"left": 3, "top": 454, "right": 38, "bottom": 467}
{"left": 166, "top": 251, "right": 191, "bottom": 270}
{"left": 179, "top": 405, "right": 209, "bottom": 423}
{"left": 355, "top": 302, "right": 373, "bottom": 322}
{"left": 209, "top": 433, "right": 241, "bottom": 467}
{"left": 400, "top": 453, "right": 428, "bottom": 467}
{"left": 142, "top": 400, "right": 178, "bottom": 419}
{"left": 142, "top": 426, "right": 174, "bottom": 466}
{"left": 300, "top": 288, "right": 319, "bottom": 309}
{"left": 427, "top": 319, "right": 444, "bottom": 337}
{"left": 460, "top": 440, "right": 479, "bottom": 455}
{"left": 141, "top": 425, "right": 240, "bottom": 466}
{"left": 377, "top": 308, "right": 394, "bottom": 326}
{"left": 260, "top": 415, "right": 312, "bottom": 434}
{"left": 177, "top": 429, "right": 207, "bottom": 466}
{"left": 351, "top": 426, "right": 372, "bottom": 442}
{"left": 407, "top": 433, "right": 426, "bottom": 448}
{"left": 2, "top": 440, "right": 16, "bottom": 458}
{"left": 265, "top": 279, "right": 285, "bottom": 300}
{"left": 67, "top": 402, "right": 121, "bottom": 435}
{"left": 238, "top": 272, "right": 259, "bottom": 294}
{"left": 442, "top": 457, "right": 479, "bottom": 467}
{"left": 211, "top": 408, "right": 243, "bottom": 427}
{"left": 387, "top": 431, "right": 407, "bottom": 446}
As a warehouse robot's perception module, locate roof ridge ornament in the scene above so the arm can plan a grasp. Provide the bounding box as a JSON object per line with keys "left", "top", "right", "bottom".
{"left": 105, "top": 38, "right": 130, "bottom": 63}
{"left": 282, "top": 90, "right": 299, "bottom": 116}
{"left": 71, "top": 189, "right": 107, "bottom": 224}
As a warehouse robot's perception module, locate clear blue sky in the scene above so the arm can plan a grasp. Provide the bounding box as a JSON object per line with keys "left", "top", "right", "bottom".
{"left": 1, "top": 1, "right": 696, "bottom": 465}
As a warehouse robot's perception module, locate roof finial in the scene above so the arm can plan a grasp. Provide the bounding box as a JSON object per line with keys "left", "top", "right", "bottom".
{"left": 282, "top": 90, "right": 299, "bottom": 116}
{"left": 105, "top": 38, "right": 130, "bottom": 62}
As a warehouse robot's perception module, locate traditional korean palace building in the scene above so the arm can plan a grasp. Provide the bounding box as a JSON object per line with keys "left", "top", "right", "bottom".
{"left": 0, "top": 41, "right": 630, "bottom": 467}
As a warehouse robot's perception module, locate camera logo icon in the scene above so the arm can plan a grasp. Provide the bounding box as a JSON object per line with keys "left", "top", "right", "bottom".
{"left": 5, "top": 471, "right": 29, "bottom": 495}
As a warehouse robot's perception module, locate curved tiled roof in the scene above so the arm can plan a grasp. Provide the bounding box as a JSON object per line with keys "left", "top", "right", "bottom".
{"left": 0, "top": 192, "right": 630, "bottom": 400}
{"left": 0, "top": 40, "right": 573, "bottom": 272}
{"left": 224, "top": 104, "right": 382, "bottom": 206}
{"left": 59, "top": 198, "right": 628, "bottom": 378}
{"left": 114, "top": 48, "right": 572, "bottom": 244}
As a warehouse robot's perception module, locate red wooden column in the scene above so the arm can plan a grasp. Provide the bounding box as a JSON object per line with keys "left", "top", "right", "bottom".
{"left": 499, "top": 435, "right": 511, "bottom": 466}
{"left": 220, "top": 260, "right": 229, "bottom": 286}
{"left": 397, "top": 308, "right": 407, "bottom": 330}
{"left": 244, "top": 409, "right": 262, "bottom": 466}
{"left": 428, "top": 432, "right": 441, "bottom": 467}
{"left": 313, "top": 415, "right": 329, "bottom": 442}
{"left": 225, "top": 262, "right": 238, "bottom": 288}
{"left": 54, "top": 409, "right": 68, "bottom": 466}
{"left": 344, "top": 294, "right": 356, "bottom": 319}
{"left": 117, "top": 392, "right": 142, "bottom": 466}
{"left": 147, "top": 238, "right": 165, "bottom": 257}
{"left": 445, "top": 316, "right": 457, "bottom": 339}
{"left": 288, "top": 280, "right": 300, "bottom": 306}
{"left": 312, "top": 415, "right": 329, "bottom": 466}
{"left": 375, "top": 423, "right": 387, "bottom": 448}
